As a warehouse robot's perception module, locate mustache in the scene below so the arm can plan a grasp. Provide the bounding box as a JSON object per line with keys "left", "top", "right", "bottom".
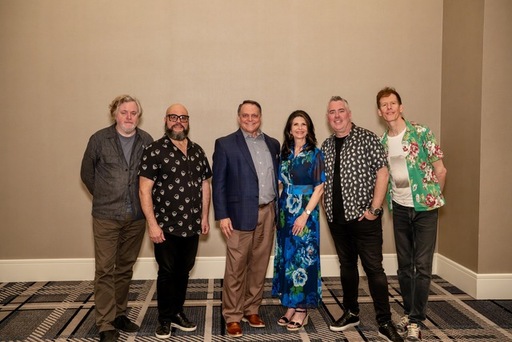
{"left": 165, "top": 124, "right": 189, "bottom": 141}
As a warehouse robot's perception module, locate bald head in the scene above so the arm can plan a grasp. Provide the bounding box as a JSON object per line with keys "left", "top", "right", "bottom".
{"left": 165, "top": 103, "right": 190, "bottom": 141}
{"left": 166, "top": 103, "right": 188, "bottom": 116}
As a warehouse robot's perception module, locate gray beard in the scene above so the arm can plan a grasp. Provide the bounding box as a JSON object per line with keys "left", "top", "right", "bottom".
{"left": 165, "top": 125, "right": 189, "bottom": 141}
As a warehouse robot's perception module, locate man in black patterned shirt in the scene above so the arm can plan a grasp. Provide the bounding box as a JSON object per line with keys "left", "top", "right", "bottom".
{"left": 139, "top": 103, "right": 212, "bottom": 339}
{"left": 321, "top": 96, "right": 403, "bottom": 342}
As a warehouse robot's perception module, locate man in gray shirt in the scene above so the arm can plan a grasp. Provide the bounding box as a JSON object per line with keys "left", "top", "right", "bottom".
{"left": 81, "top": 95, "right": 153, "bottom": 342}
{"left": 212, "top": 100, "right": 280, "bottom": 338}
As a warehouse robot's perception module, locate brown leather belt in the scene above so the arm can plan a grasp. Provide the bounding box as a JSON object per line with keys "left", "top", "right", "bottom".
{"left": 258, "top": 201, "right": 273, "bottom": 208}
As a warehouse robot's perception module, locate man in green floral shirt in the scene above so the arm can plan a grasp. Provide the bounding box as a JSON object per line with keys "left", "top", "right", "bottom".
{"left": 377, "top": 87, "right": 447, "bottom": 342}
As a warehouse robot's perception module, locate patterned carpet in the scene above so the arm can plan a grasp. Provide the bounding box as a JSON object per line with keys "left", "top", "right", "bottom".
{"left": 1, "top": 276, "right": 511, "bottom": 341}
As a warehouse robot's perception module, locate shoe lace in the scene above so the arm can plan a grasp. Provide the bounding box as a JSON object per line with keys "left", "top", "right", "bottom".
{"left": 407, "top": 323, "right": 421, "bottom": 338}
{"left": 344, "top": 311, "right": 357, "bottom": 319}
{"left": 177, "top": 312, "right": 190, "bottom": 323}
{"left": 397, "top": 315, "right": 409, "bottom": 330}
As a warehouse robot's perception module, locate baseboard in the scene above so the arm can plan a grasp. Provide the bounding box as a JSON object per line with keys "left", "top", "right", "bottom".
{"left": 0, "top": 254, "right": 397, "bottom": 282}
{"left": 435, "top": 253, "right": 512, "bottom": 299}
{"left": 1, "top": 254, "right": 510, "bottom": 299}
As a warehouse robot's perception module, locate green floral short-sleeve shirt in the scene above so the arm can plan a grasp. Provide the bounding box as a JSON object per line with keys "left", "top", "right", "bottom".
{"left": 381, "top": 119, "right": 445, "bottom": 211}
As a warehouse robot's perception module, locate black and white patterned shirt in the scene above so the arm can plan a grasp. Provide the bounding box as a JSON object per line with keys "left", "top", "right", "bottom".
{"left": 139, "top": 136, "right": 212, "bottom": 237}
{"left": 321, "top": 124, "right": 388, "bottom": 222}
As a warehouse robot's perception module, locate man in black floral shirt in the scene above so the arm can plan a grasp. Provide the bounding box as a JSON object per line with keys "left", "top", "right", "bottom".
{"left": 139, "top": 103, "right": 211, "bottom": 339}
{"left": 321, "top": 96, "right": 403, "bottom": 342}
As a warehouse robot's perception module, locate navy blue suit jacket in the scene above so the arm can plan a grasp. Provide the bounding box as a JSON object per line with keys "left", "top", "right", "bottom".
{"left": 212, "top": 129, "right": 280, "bottom": 231}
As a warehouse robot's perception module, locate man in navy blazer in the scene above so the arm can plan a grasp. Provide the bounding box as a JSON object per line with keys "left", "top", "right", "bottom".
{"left": 212, "top": 100, "right": 280, "bottom": 338}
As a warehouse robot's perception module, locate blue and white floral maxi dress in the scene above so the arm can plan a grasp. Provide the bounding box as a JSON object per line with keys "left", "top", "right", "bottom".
{"left": 272, "top": 147, "right": 325, "bottom": 308}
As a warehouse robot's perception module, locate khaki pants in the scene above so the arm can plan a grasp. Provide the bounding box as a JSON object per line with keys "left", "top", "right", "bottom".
{"left": 92, "top": 218, "right": 145, "bottom": 332}
{"left": 222, "top": 202, "right": 276, "bottom": 323}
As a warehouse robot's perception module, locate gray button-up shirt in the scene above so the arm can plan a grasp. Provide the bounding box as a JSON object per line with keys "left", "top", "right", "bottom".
{"left": 243, "top": 130, "right": 276, "bottom": 205}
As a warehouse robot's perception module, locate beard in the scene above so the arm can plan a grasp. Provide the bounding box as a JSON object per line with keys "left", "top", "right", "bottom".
{"left": 165, "top": 123, "right": 189, "bottom": 141}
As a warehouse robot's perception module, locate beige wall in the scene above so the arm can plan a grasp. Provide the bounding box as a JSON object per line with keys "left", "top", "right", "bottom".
{"left": 0, "top": 1, "right": 450, "bottom": 261}
{"left": 479, "top": 0, "right": 512, "bottom": 272}
{"left": 440, "top": 0, "right": 483, "bottom": 271}
{"left": 440, "top": 0, "right": 512, "bottom": 274}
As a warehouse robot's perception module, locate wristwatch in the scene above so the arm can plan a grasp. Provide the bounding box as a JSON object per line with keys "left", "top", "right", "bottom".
{"left": 305, "top": 209, "right": 312, "bottom": 215}
{"left": 369, "top": 206, "right": 383, "bottom": 216}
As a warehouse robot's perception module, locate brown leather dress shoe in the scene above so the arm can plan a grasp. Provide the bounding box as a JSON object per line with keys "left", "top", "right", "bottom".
{"left": 226, "top": 322, "right": 243, "bottom": 337}
{"left": 242, "top": 314, "right": 266, "bottom": 328}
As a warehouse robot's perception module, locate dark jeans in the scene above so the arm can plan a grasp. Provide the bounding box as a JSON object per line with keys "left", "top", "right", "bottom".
{"left": 393, "top": 202, "right": 438, "bottom": 324}
{"left": 328, "top": 217, "right": 391, "bottom": 324}
{"left": 154, "top": 234, "right": 199, "bottom": 324}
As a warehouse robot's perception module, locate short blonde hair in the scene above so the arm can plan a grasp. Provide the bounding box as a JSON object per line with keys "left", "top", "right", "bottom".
{"left": 109, "top": 95, "right": 143, "bottom": 119}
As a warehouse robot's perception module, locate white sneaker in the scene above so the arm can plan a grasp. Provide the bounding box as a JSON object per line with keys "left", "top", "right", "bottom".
{"left": 396, "top": 315, "right": 409, "bottom": 336}
{"left": 406, "top": 323, "right": 422, "bottom": 341}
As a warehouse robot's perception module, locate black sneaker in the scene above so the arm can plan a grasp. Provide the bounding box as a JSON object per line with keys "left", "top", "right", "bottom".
{"left": 378, "top": 321, "right": 404, "bottom": 342}
{"left": 155, "top": 322, "right": 171, "bottom": 339}
{"left": 99, "top": 329, "right": 119, "bottom": 342}
{"left": 171, "top": 312, "right": 197, "bottom": 332}
{"left": 329, "top": 310, "right": 360, "bottom": 331}
{"left": 113, "top": 315, "right": 139, "bottom": 332}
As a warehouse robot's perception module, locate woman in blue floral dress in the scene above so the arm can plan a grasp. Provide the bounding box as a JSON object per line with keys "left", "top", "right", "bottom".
{"left": 272, "top": 110, "right": 325, "bottom": 331}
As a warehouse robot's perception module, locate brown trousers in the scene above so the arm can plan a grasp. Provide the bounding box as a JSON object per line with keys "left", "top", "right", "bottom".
{"left": 92, "top": 217, "right": 146, "bottom": 332}
{"left": 222, "top": 202, "right": 276, "bottom": 323}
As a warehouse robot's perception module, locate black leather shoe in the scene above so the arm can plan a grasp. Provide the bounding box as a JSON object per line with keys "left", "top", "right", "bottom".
{"left": 113, "top": 315, "right": 139, "bottom": 332}
{"left": 171, "top": 312, "right": 197, "bottom": 332}
{"left": 155, "top": 321, "right": 171, "bottom": 339}
{"left": 99, "top": 330, "right": 119, "bottom": 342}
{"left": 378, "top": 321, "right": 404, "bottom": 342}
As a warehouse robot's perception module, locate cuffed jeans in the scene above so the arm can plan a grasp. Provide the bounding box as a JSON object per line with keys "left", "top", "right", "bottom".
{"left": 328, "top": 217, "right": 392, "bottom": 324}
{"left": 393, "top": 201, "right": 438, "bottom": 324}
{"left": 154, "top": 233, "right": 199, "bottom": 324}
{"left": 93, "top": 218, "right": 146, "bottom": 332}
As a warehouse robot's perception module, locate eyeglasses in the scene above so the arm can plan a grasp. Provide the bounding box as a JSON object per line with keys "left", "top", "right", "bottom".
{"left": 166, "top": 114, "right": 190, "bottom": 123}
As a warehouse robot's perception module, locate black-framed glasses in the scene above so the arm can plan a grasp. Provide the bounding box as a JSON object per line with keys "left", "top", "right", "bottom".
{"left": 166, "top": 114, "right": 190, "bottom": 123}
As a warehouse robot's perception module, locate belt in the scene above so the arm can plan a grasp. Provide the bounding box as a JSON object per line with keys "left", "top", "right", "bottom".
{"left": 258, "top": 201, "right": 274, "bottom": 208}
{"left": 285, "top": 184, "right": 314, "bottom": 195}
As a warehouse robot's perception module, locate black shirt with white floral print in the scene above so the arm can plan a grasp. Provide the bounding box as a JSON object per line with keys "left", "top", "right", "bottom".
{"left": 321, "top": 123, "right": 388, "bottom": 222}
{"left": 139, "top": 135, "right": 212, "bottom": 237}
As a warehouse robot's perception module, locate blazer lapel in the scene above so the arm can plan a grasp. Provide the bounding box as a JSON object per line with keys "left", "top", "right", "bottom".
{"left": 235, "top": 130, "right": 258, "bottom": 176}
{"left": 263, "top": 134, "right": 279, "bottom": 171}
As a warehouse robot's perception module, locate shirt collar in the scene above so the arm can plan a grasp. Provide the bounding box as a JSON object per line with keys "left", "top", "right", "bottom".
{"left": 241, "top": 129, "right": 263, "bottom": 139}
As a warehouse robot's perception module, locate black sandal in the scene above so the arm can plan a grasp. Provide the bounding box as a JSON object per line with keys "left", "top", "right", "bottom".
{"left": 277, "top": 308, "right": 296, "bottom": 326}
{"left": 286, "top": 309, "right": 309, "bottom": 331}
{"left": 277, "top": 315, "right": 290, "bottom": 326}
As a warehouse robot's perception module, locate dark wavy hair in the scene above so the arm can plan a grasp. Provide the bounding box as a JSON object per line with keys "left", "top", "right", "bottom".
{"left": 281, "top": 110, "right": 317, "bottom": 159}
{"left": 237, "top": 99, "right": 262, "bottom": 115}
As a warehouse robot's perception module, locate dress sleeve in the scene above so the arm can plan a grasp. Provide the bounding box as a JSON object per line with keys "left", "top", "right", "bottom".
{"left": 312, "top": 148, "right": 326, "bottom": 186}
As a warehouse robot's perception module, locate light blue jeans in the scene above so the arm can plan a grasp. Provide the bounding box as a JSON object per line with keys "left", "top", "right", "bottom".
{"left": 392, "top": 202, "right": 439, "bottom": 324}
